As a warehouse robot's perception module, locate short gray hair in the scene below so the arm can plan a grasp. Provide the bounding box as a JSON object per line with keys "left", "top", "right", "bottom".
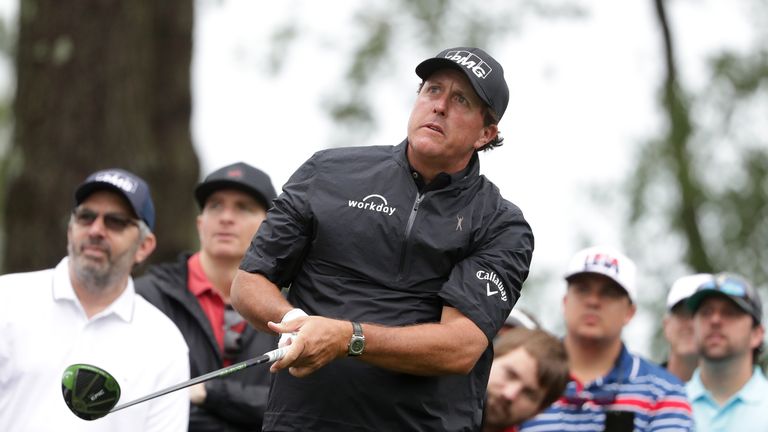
{"left": 136, "top": 219, "right": 152, "bottom": 241}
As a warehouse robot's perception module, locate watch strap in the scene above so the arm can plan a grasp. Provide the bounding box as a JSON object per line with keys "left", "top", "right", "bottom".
{"left": 348, "top": 321, "right": 365, "bottom": 356}
{"left": 352, "top": 321, "right": 363, "bottom": 337}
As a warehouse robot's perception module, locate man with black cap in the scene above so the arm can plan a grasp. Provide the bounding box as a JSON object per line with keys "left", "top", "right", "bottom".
{"left": 231, "top": 47, "right": 533, "bottom": 431}
{"left": 685, "top": 272, "right": 768, "bottom": 432}
{"left": 136, "top": 162, "right": 277, "bottom": 432}
{"left": 0, "top": 168, "right": 190, "bottom": 431}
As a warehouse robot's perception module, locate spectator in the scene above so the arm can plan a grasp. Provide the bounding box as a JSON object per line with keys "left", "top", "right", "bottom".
{"left": 0, "top": 168, "right": 189, "bottom": 431}
{"left": 483, "top": 327, "right": 568, "bottom": 432}
{"left": 136, "top": 162, "right": 278, "bottom": 431}
{"left": 685, "top": 272, "right": 768, "bottom": 431}
{"left": 519, "top": 246, "right": 694, "bottom": 432}
{"left": 663, "top": 273, "right": 712, "bottom": 381}
{"left": 231, "top": 46, "right": 534, "bottom": 431}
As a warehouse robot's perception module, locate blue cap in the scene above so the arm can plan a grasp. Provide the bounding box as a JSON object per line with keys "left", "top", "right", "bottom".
{"left": 74, "top": 168, "right": 156, "bottom": 231}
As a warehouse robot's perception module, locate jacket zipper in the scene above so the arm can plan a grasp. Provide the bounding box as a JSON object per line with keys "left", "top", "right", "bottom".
{"left": 398, "top": 193, "right": 424, "bottom": 278}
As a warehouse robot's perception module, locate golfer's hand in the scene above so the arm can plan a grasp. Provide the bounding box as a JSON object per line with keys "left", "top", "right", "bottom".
{"left": 267, "top": 317, "right": 351, "bottom": 378}
{"left": 277, "top": 308, "right": 307, "bottom": 348}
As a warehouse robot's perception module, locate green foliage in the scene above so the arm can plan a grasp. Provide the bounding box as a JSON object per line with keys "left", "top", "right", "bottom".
{"left": 263, "top": 1, "right": 767, "bottom": 360}
{"left": 629, "top": 0, "right": 768, "bottom": 360}
{"left": 267, "top": 0, "right": 585, "bottom": 146}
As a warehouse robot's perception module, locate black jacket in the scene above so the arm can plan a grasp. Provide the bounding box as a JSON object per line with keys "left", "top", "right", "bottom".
{"left": 136, "top": 254, "right": 276, "bottom": 432}
{"left": 241, "top": 142, "right": 534, "bottom": 431}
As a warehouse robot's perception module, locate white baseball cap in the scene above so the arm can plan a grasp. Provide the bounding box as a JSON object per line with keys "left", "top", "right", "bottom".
{"left": 666, "top": 273, "right": 714, "bottom": 311}
{"left": 504, "top": 308, "right": 539, "bottom": 330}
{"left": 564, "top": 246, "right": 637, "bottom": 303}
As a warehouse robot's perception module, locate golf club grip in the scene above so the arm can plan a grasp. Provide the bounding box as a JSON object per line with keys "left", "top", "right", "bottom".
{"left": 110, "top": 347, "right": 288, "bottom": 413}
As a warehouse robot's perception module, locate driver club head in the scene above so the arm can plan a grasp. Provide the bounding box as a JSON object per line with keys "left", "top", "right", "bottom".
{"left": 61, "top": 363, "right": 121, "bottom": 421}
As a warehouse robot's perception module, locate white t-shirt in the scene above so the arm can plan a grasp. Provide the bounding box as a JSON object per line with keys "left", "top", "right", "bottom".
{"left": 0, "top": 258, "right": 190, "bottom": 432}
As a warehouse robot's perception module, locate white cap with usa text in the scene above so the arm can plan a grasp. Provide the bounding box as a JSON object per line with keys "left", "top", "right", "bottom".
{"left": 564, "top": 246, "right": 637, "bottom": 303}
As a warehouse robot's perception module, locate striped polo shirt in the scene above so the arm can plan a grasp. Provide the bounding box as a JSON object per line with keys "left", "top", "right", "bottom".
{"left": 519, "top": 344, "right": 694, "bottom": 432}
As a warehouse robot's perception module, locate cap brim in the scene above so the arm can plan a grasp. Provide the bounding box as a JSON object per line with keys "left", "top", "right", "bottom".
{"left": 565, "top": 271, "right": 632, "bottom": 301}
{"left": 687, "top": 289, "right": 759, "bottom": 320}
{"left": 194, "top": 180, "right": 270, "bottom": 210}
{"left": 667, "top": 299, "right": 688, "bottom": 312}
{"left": 415, "top": 58, "right": 491, "bottom": 111}
{"left": 75, "top": 183, "right": 138, "bottom": 218}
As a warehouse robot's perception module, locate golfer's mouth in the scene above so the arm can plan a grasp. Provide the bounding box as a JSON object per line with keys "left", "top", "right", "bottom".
{"left": 423, "top": 123, "right": 444, "bottom": 134}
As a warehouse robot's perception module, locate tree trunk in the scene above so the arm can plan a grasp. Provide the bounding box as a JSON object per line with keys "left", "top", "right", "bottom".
{"left": 652, "top": 0, "right": 712, "bottom": 272}
{"left": 3, "top": 0, "right": 198, "bottom": 273}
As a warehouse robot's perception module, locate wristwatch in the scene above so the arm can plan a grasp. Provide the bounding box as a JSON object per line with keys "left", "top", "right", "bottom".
{"left": 347, "top": 321, "right": 365, "bottom": 356}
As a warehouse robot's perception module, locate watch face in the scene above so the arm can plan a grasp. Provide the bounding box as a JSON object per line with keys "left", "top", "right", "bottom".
{"left": 350, "top": 338, "right": 364, "bottom": 354}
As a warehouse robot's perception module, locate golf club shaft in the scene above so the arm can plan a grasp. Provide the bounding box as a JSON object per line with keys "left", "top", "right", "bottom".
{"left": 110, "top": 346, "right": 287, "bottom": 414}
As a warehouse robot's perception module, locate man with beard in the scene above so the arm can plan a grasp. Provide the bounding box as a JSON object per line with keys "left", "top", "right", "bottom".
{"left": 685, "top": 272, "right": 768, "bottom": 431}
{"left": 0, "top": 168, "right": 190, "bottom": 431}
{"left": 483, "top": 327, "right": 568, "bottom": 432}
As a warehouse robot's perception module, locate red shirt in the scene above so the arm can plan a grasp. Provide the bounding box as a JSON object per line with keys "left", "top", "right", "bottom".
{"left": 187, "top": 252, "right": 227, "bottom": 353}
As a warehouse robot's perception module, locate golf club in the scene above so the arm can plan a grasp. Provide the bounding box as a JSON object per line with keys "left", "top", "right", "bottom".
{"left": 61, "top": 346, "right": 287, "bottom": 421}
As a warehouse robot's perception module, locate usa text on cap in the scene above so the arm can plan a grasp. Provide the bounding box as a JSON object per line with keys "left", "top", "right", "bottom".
{"left": 564, "top": 246, "right": 637, "bottom": 303}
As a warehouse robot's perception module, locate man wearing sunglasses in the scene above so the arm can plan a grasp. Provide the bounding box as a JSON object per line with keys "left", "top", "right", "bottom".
{"left": 685, "top": 272, "right": 768, "bottom": 432}
{"left": 136, "top": 162, "right": 278, "bottom": 432}
{"left": 0, "top": 168, "right": 190, "bottom": 431}
{"left": 519, "top": 246, "right": 694, "bottom": 432}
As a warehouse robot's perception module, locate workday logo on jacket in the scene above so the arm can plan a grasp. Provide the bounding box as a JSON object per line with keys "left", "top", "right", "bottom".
{"left": 347, "top": 194, "right": 397, "bottom": 216}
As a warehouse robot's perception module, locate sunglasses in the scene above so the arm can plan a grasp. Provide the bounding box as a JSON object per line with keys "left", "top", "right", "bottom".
{"left": 699, "top": 276, "right": 749, "bottom": 298}
{"left": 73, "top": 208, "right": 139, "bottom": 232}
{"left": 563, "top": 390, "right": 617, "bottom": 407}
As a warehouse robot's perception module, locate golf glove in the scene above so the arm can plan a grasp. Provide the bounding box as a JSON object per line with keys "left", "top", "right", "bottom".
{"left": 278, "top": 308, "right": 308, "bottom": 347}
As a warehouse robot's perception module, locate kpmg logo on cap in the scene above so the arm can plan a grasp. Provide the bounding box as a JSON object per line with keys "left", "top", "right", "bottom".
{"left": 94, "top": 172, "right": 138, "bottom": 193}
{"left": 444, "top": 50, "right": 492, "bottom": 79}
{"left": 582, "top": 253, "right": 621, "bottom": 276}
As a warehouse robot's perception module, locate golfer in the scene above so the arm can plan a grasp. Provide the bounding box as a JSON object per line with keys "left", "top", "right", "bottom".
{"left": 232, "top": 47, "right": 534, "bottom": 431}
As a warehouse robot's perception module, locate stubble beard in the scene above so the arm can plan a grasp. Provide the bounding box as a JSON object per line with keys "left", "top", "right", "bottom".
{"left": 701, "top": 345, "right": 736, "bottom": 363}
{"left": 68, "top": 237, "right": 138, "bottom": 292}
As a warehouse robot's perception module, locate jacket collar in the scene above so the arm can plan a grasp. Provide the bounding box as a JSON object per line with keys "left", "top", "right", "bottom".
{"left": 395, "top": 140, "right": 481, "bottom": 189}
